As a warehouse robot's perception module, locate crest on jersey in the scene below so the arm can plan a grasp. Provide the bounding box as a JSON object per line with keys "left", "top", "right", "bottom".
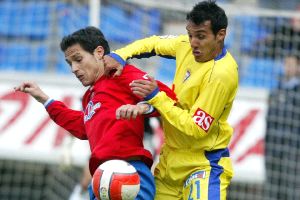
{"left": 193, "top": 108, "right": 214, "bottom": 132}
{"left": 142, "top": 74, "right": 149, "bottom": 80}
{"left": 183, "top": 70, "right": 191, "bottom": 82}
{"left": 84, "top": 101, "right": 101, "bottom": 123}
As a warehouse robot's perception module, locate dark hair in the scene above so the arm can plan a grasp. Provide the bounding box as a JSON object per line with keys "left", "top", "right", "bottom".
{"left": 186, "top": 0, "right": 228, "bottom": 35}
{"left": 60, "top": 26, "right": 110, "bottom": 54}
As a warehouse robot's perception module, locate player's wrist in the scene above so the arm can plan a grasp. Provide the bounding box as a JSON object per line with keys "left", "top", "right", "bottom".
{"left": 144, "top": 87, "right": 160, "bottom": 101}
{"left": 43, "top": 98, "right": 55, "bottom": 108}
{"left": 38, "top": 94, "right": 50, "bottom": 104}
{"left": 137, "top": 101, "right": 154, "bottom": 115}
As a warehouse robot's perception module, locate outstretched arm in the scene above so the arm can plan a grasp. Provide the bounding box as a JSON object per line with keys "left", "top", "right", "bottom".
{"left": 104, "top": 35, "right": 182, "bottom": 76}
{"left": 15, "top": 82, "right": 87, "bottom": 140}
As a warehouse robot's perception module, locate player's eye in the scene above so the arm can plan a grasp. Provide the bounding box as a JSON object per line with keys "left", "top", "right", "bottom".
{"left": 75, "top": 57, "right": 82, "bottom": 62}
{"left": 196, "top": 34, "right": 205, "bottom": 40}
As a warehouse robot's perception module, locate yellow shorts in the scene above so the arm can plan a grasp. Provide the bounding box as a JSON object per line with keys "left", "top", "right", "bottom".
{"left": 154, "top": 146, "right": 233, "bottom": 200}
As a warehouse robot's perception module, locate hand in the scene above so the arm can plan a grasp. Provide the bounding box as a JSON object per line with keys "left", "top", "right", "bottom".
{"left": 116, "top": 104, "right": 149, "bottom": 120}
{"left": 130, "top": 75, "right": 158, "bottom": 98}
{"left": 14, "top": 82, "right": 49, "bottom": 104}
{"left": 103, "top": 55, "right": 123, "bottom": 77}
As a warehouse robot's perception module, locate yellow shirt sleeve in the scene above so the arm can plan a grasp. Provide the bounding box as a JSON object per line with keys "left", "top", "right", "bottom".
{"left": 114, "top": 35, "right": 186, "bottom": 60}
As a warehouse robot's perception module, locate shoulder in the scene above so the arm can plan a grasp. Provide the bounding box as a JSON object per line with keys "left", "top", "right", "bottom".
{"left": 157, "top": 34, "right": 187, "bottom": 40}
{"left": 121, "top": 64, "right": 146, "bottom": 76}
{"left": 158, "top": 34, "right": 190, "bottom": 47}
{"left": 118, "top": 64, "right": 147, "bottom": 82}
{"left": 122, "top": 64, "right": 144, "bottom": 73}
{"left": 215, "top": 51, "right": 238, "bottom": 75}
{"left": 211, "top": 52, "right": 239, "bottom": 89}
{"left": 176, "top": 35, "right": 190, "bottom": 45}
{"left": 219, "top": 51, "right": 238, "bottom": 68}
{"left": 178, "top": 34, "right": 189, "bottom": 41}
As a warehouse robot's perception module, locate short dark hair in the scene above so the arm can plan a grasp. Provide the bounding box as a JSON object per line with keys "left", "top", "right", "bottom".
{"left": 186, "top": 0, "right": 228, "bottom": 35}
{"left": 60, "top": 26, "right": 110, "bottom": 54}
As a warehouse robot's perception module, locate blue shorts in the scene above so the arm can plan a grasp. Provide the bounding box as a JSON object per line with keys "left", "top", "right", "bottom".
{"left": 88, "top": 160, "right": 155, "bottom": 200}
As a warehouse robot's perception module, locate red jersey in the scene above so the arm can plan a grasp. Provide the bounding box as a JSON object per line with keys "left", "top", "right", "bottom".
{"left": 46, "top": 65, "right": 176, "bottom": 175}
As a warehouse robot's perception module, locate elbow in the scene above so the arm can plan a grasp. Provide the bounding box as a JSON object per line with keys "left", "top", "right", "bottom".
{"left": 191, "top": 126, "right": 211, "bottom": 139}
{"left": 69, "top": 131, "right": 88, "bottom": 140}
{"left": 77, "top": 134, "right": 88, "bottom": 140}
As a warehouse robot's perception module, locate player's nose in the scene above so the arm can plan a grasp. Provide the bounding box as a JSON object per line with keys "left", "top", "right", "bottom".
{"left": 71, "top": 63, "right": 80, "bottom": 73}
{"left": 190, "top": 39, "right": 198, "bottom": 49}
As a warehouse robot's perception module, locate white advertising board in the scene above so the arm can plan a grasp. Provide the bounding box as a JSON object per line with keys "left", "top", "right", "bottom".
{"left": 228, "top": 88, "right": 268, "bottom": 183}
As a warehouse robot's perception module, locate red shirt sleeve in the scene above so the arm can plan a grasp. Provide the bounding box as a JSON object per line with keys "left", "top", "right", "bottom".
{"left": 46, "top": 100, "right": 87, "bottom": 140}
{"left": 156, "top": 80, "right": 177, "bottom": 101}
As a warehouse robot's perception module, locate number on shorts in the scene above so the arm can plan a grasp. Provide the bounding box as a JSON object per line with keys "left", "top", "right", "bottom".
{"left": 188, "top": 180, "right": 200, "bottom": 200}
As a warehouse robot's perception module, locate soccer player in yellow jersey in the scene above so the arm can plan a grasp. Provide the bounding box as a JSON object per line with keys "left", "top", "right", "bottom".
{"left": 105, "top": 1, "right": 238, "bottom": 199}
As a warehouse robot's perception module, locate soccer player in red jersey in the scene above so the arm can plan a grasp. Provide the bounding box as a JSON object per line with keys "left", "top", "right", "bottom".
{"left": 14, "top": 26, "right": 176, "bottom": 200}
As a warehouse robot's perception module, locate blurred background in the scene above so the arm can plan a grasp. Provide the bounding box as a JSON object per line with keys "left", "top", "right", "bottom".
{"left": 0, "top": 0, "right": 300, "bottom": 199}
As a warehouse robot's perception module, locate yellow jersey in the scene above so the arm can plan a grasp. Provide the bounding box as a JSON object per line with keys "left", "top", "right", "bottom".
{"left": 114, "top": 35, "right": 238, "bottom": 151}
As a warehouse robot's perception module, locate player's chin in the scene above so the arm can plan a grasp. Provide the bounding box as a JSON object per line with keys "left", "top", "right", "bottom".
{"left": 194, "top": 56, "right": 209, "bottom": 63}
{"left": 80, "top": 80, "right": 90, "bottom": 87}
{"left": 194, "top": 56, "right": 203, "bottom": 62}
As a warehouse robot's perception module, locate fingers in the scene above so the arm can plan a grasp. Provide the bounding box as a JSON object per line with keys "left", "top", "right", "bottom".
{"left": 130, "top": 78, "right": 158, "bottom": 98}
{"left": 14, "top": 83, "right": 25, "bottom": 92}
{"left": 132, "top": 109, "right": 139, "bottom": 119}
{"left": 116, "top": 104, "right": 142, "bottom": 120}
{"left": 112, "top": 67, "right": 123, "bottom": 77}
{"left": 131, "top": 85, "right": 150, "bottom": 98}
{"left": 116, "top": 105, "right": 125, "bottom": 119}
{"left": 14, "top": 86, "right": 22, "bottom": 92}
{"left": 130, "top": 80, "right": 152, "bottom": 93}
{"left": 103, "top": 55, "right": 123, "bottom": 77}
{"left": 130, "top": 79, "right": 150, "bottom": 85}
{"left": 146, "top": 75, "right": 155, "bottom": 82}
{"left": 116, "top": 105, "right": 134, "bottom": 120}
{"left": 14, "top": 82, "right": 34, "bottom": 93}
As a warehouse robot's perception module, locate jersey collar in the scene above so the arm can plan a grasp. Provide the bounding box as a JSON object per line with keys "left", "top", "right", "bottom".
{"left": 214, "top": 47, "right": 227, "bottom": 61}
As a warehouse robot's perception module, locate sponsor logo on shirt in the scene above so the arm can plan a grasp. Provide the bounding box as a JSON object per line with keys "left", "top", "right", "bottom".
{"left": 193, "top": 108, "right": 214, "bottom": 132}
{"left": 84, "top": 101, "right": 101, "bottom": 123}
{"left": 184, "top": 170, "right": 206, "bottom": 187}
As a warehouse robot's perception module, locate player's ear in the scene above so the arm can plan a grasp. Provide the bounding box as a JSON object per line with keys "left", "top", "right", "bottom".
{"left": 94, "top": 46, "right": 105, "bottom": 59}
{"left": 216, "top": 28, "right": 226, "bottom": 42}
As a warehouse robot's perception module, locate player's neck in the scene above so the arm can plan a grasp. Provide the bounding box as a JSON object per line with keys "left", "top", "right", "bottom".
{"left": 213, "top": 44, "right": 225, "bottom": 59}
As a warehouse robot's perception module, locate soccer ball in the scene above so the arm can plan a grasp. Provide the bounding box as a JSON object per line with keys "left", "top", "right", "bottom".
{"left": 92, "top": 160, "right": 140, "bottom": 200}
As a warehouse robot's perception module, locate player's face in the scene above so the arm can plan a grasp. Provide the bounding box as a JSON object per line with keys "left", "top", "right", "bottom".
{"left": 186, "top": 20, "right": 225, "bottom": 62}
{"left": 64, "top": 44, "right": 104, "bottom": 86}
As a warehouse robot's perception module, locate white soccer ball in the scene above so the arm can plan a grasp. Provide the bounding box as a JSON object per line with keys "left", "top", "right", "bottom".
{"left": 92, "top": 160, "right": 140, "bottom": 200}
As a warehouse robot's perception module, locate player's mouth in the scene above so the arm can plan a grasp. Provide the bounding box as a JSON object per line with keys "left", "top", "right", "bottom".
{"left": 77, "top": 75, "right": 84, "bottom": 81}
{"left": 192, "top": 50, "right": 202, "bottom": 57}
